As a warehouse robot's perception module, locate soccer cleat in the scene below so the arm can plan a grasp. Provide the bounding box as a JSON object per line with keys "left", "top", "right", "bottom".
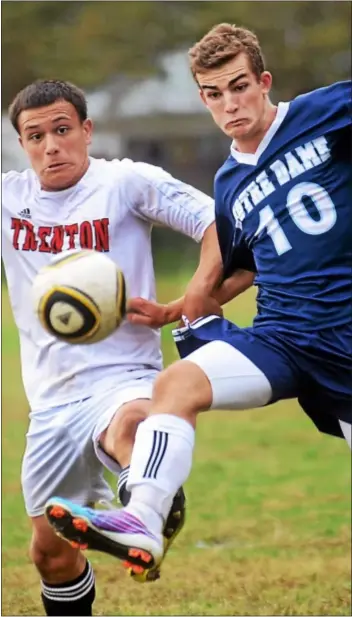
{"left": 45, "top": 497, "right": 163, "bottom": 572}
{"left": 128, "top": 487, "right": 186, "bottom": 583}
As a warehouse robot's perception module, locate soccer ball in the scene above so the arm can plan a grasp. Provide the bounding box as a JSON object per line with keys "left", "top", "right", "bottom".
{"left": 32, "top": 250, "right": 127, "bottom": 344}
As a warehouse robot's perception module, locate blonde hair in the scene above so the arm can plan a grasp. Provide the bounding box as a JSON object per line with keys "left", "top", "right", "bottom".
{"left": 188, "top": 23, "right": 265, "bottom": 82}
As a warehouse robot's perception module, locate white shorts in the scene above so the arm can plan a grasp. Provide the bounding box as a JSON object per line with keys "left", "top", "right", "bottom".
{"left": 22, "top": 376, "right": 156, "bottom": 517}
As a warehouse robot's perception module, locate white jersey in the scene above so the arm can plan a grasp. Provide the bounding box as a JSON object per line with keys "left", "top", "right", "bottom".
{"left": 2, "top": 157, "right": 214, "bottom": 411}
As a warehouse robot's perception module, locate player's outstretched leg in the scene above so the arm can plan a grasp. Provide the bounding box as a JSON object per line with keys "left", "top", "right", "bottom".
{"left": 59, "top": 360, "right": 211, "bottom": 576}
{"left": 45, "top": 357, "right": 214, "bottom": 574}
{"left": 45, "top": 497, "right": 164, "bottom": 575}
{"left": 93, "top": 342, "right": 272, "bottom": 570}
{"left": 117, "top": 467, "right": 186, "bottom": 582}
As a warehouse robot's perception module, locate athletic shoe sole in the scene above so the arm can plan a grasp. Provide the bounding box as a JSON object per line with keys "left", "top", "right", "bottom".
{"left": 45, "top": 499, "right": 157, "bottom": 573}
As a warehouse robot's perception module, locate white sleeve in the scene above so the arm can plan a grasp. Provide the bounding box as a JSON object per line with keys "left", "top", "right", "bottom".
{"left": 2, "top": 169, "right": 29, "bottom": 211}
{"left": 2, "top": 171, "right": 15, "bottom": 214}
{"left": 121, "top": 160, "right": 215, "bottom": 242}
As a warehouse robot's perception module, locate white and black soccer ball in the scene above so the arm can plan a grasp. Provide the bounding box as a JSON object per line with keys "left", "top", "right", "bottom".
{"left": 32, "top": 250, "right": 127, "bottom": 344}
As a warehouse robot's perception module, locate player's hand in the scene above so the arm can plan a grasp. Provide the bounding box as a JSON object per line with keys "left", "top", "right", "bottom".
{"left": 126, "top": 297, "right": 168, "bottom": 328}
{"left": 182, "top": 289, "right": 223, "bottom": 324}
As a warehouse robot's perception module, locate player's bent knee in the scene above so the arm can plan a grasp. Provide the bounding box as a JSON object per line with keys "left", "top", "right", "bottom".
{"left": 30, "top": 517, "right": 83, "bottom": 582}
{"left": 30, "top": 536, "right": 81, "bottom": 582}
{"left": 112, "top": 406, "right": 146, "bottom": 442}
{"left": 102, "top": 403, "right": 148, "bottom": 450}
{"left": 99, "top": 400, "right": 150, "bottom": 467}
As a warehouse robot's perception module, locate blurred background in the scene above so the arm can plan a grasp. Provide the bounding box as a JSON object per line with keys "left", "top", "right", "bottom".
{"left": 2, "top": 0, "right": 351, "bottom": 263}
{"left": 2, "top": 0, "right": 351, "bottom": 262}
{"left": 2, "top": 2, "right": 351, "bottom": 616}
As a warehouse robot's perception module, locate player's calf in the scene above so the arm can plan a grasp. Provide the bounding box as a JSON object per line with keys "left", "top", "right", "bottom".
{"left": 30, "top": 516, "right": 95, "bottom": 616}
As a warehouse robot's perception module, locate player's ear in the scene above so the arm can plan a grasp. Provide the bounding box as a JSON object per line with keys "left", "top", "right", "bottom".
{"left": 18, "top": 135, "right": 24, "bottom": 149}
{"left": 83, "top": 118, "right": 93, "bottom": 145}
{"left": 260, "top": 71, "right": 273, "bottom": 95}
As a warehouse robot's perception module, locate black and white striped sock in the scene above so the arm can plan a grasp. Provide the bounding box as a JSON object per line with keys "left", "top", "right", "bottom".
{"left": 127, "top": 414, "right": 194, "bottom": 528}
{"left": 41, "top": 560, "right": 95, "bottom": 616}
{"left": 117, "top": 465, "right": 131, "bottom": 506}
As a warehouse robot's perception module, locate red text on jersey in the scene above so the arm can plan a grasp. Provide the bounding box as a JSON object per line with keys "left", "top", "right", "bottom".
{"left": 11, "top": 218, "right": 110, "bottom": 253}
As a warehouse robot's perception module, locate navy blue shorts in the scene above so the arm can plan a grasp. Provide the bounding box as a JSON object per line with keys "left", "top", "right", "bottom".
{"left": 173, "top": 317, "right": 352, "bottom": 439}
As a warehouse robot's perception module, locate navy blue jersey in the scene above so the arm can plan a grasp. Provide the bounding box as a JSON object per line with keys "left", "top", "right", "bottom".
{"left": 215, "top": 81, "right": 352, "bottom": 331}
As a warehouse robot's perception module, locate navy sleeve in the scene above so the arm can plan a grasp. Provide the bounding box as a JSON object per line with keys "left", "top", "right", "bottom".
{"left": 230, "top": 244, "right": 257, "bottom": 273}
{"left": 294, "top": 81, "right": 352, "bottom": 132}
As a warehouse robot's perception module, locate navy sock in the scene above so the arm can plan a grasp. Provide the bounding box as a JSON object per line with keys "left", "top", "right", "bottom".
{"left": 41, "top": 560, "right": 95, "bottom": 616}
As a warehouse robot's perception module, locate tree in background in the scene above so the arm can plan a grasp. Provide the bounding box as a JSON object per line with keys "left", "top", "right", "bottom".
{"left": 2, "top": 1, "right": 351, "bottom": 107}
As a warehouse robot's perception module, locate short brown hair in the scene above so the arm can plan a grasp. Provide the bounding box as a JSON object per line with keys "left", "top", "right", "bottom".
{"left": 9, "top": 80, "right": 88, "bottom": 133}
{"left": 189, "top": 23, "right": 265, "bottom": 82}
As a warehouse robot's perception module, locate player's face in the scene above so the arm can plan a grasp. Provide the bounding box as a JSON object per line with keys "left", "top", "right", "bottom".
{"left": 18, "top": 101, "right": 93, "bottom": 191}
{"left": 197, "top": 53, "right": 273, "bottom": 148}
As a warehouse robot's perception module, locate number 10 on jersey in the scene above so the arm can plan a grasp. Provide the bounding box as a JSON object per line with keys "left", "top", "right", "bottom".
{"left": 255, "top": 181, "right": 337, "bottom": 255}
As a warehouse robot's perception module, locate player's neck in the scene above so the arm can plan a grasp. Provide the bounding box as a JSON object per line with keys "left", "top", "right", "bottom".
{"left": 233, "top": 103, "right": 278, "bottom": 155}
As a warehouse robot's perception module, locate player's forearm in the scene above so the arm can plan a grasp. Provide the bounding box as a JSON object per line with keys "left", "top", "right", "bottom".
{"left": 213, "top": 269, "right": 255, "bottom": 305}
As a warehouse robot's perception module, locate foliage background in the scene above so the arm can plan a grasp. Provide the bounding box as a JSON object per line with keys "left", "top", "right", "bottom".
{"left": 2, "top": 1, "right": 351, "bottom": 106}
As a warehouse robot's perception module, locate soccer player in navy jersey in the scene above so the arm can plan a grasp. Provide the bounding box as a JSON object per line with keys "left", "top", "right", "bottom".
{"left": 46, "top": 23, "right": 351, "bottom": 576}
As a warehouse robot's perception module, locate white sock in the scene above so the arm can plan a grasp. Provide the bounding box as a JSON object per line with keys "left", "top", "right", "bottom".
{"left": 126, "top": 414, "right": 195, "bottom": 533}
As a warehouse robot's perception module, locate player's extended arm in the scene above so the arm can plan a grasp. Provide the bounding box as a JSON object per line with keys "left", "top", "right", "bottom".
{"left": 127, "top": 224, "right": 255, "bottom": 327}
{"left": 127, "top": 269, "right": 253, "bottom": 327}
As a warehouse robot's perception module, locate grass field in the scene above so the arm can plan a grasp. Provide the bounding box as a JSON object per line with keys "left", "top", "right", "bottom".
{"left": 2, "top": 274, "right": 351, "bottom": 616}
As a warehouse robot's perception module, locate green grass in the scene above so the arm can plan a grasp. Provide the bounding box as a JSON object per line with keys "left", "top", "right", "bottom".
{"left": 1, "top": 277, "right": 351, "bottom": 616}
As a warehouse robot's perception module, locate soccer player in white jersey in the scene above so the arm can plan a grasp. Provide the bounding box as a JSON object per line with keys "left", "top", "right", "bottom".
{"left": 2, "top": 79, "right": 254, "bottom": 616}
{"left": 45, "top": 24, "right": 352, "bottom": 580}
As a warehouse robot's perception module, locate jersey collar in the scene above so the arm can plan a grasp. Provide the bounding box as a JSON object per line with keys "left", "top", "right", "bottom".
{"left": 230, "top": 101, "right": 290, "bottom": 166}
{"left": 38, "top": 157, "right": 95, "bottom": 199}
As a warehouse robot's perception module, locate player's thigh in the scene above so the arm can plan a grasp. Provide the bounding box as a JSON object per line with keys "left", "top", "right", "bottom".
{"left": 22, "top": 401, "right": 113, "bottom": 517}
{"left": 176, "top": 324, "right": 300, "bottom": 410}
{"left": 183, "top": 340, "right": 271, "bottom": 409}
